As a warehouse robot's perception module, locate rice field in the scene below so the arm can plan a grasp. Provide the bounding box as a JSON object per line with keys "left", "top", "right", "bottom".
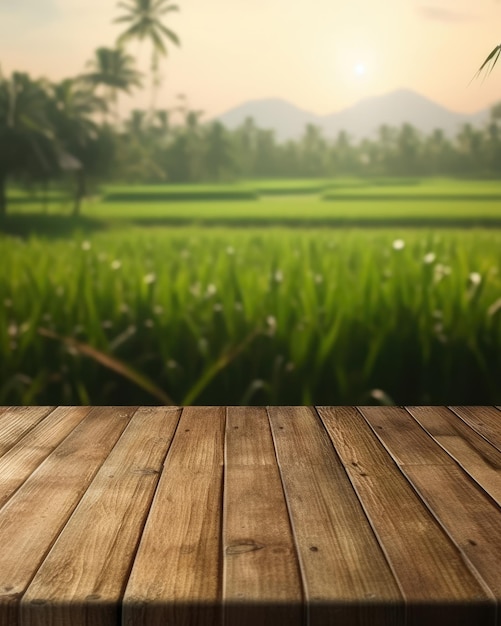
{"left": 6, "top": 177, "right": 501, "bottom": 228}
{"left": 2, "top": 224, "right": 501, "bottom": 406}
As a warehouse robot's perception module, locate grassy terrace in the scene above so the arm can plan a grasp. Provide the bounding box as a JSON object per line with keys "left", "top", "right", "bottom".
{"left": 2, "top": 177, "right": 501, "bottom": 406}
{"left": 5, "top": 177, "right": 501, "bottom": 229}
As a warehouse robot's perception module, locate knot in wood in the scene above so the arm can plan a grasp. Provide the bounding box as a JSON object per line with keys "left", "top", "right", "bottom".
{"left": 225, "top": 540, "right": 264, "bottom": 555}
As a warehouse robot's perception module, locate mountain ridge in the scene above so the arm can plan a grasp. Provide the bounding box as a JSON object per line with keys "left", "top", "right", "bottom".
{"left": 212, "top": 89, "right": 493, "bottom": 143}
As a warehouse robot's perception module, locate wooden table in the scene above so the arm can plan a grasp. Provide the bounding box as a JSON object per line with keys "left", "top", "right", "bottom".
{"left": 0, "top": 406, "right": 500, "bottom": 626}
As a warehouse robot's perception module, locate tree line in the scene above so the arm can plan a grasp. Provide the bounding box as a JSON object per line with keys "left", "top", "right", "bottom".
{"left": 2, "top": 0, "right": 501, "bottom": 217}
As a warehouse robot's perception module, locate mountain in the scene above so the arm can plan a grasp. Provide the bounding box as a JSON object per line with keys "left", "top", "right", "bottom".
{"left": 213, "top": 89, "right": 492, "bottom": 143}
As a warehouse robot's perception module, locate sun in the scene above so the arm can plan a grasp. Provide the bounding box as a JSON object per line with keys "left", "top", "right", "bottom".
{"left": 354, "top": 63, "right": 367, "bottom": 76}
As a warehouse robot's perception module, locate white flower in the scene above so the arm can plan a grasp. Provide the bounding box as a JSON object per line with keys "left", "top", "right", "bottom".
{"left": 266, "top": 315, "right": 277, "bottom": 329}
{"left": 111, "top": 260, "right": 122, "bottom": 270}
{"left": 213, "top": 303, "right": 223, "bottom": 312}
{"left": 423, "top": 252, "right": 436, "bottom": 264}
{"left": 392, "top": 239, "right": 405, "bottom": 251}
{"left": 469, "top": 272, "right": 482, "bottom": 286}
{"left": 153, "top": 305, "right": 164, "bottom": 315}
{"left": 143, "top": 273, "right": 156, "bottom": 285}
{"left": 434, "top": 264, "right": 451, "bottom": 282}
{"left": 166, "top": 359, "right": 178, "bottom": 369}
{"left": 81, "top": 240, "right": 91, "bottom": 251}
{"left": 274, "top": 270, "right": 283, "bottom": 283}
{"left": 314, "top": 274, "right": 323, "bottom": 284}
{"left": 226, "top": 246, "right": 235, "bottom": 255}
{"left": 206, "top": 283, "right": 217, "bottom": 296}
{"left": 144, "top": 319, "right": 154, "bottom": 328}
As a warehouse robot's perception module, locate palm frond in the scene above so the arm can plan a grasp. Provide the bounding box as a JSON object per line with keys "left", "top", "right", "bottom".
{"left": 471, "top": 44, "right": 501, "bottom": 84}
{"left": 150, "top": 29, "right": 168, "bottom": 56}
{"left": 113, "top": 15, "right": 135, "bottom": 24}
{"left": 116, "top": 1, "right": 136, "bottom": 12}
{"left": 159, "top": 5, "right": 179, "bottom": 15}
{"left": 157, "top": 23, "right": 180, "bottom": 46}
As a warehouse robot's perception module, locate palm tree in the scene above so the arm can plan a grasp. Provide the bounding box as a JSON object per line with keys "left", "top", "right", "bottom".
{"left": 114, "top": 0, "right": 180, "bottom": 113}
{"left": 424, "top": 129, "right": 449, "bottom": 176}
{"left": 301, "top": 124, "right": 327, "bottom": 177}
{"left": 331, "top": 130, "right": 355, "bottom": 176}
{"left": 81, "top": 47, "right": 143, "bottom": 124}
{"left": 395, "top": 123, "right": 421, "bottom": 176}
{"left": 456, "top": 123, "right": 485, "bottom": 176}
{"left": 0, "top": 71, "right": 60, "bottom": 216}
{"left": 376, "top": 124, "right": 397, "bottom": 174}
{"left": 234, "top": 116, "right": 257, "bottom": 177}
{"left": 185, "top": 109, "right": 204, "bottom": 175}
{"left": 47, "top": 78, "right": 109, "bottom": 215}
{"left": 204, "top": 122, "right": 233, "bottom": 181}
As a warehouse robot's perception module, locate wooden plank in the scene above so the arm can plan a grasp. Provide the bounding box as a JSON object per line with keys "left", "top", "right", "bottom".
{"left": 122, "top": 406, "right": 225, "bottom": 626}
{"left": 0, "top": 406, "right": 137, "bottom": 626}
{"left": 449, "top": 407, "right": 501, "bottom": 454}
{"left": 317, "top": 406, "right": 495, "bottom": 626}
{"left": 407, "top": 406, "right": 501, "bottom": 507}
{"left": 267, "top": 406, "right": 403, "bottom": 626}
{"left": 20, "top": 406, "right": 181, "bottom": 626}
{"left": 0, "top": 407, "right": 56, "bottom": 457}
{"left": 223, "top": 406, "right": 303, "bottom": 626}
{"left": 360, "top": 406, "right": 501, "bottom": 606}
{"left": 0, "top": 406, "right": 93, "bottom": 510}
{"left": 357, "top": 405, "right": 454, "bottom": 467}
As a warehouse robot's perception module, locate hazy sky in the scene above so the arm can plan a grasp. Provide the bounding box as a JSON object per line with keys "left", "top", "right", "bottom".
{"left": 2, "top": 0, "right": 501, "bottom": 120}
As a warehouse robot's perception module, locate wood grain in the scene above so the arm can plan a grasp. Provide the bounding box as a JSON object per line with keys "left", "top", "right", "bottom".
{"left": 0, "top": 406, "right": 93, "bottom": 510}
{"left": 268, "top": 406, "right": 403, "bottom": 626}
{"left": 317, "top": 406, "right": 495, "bottom": 626}
{"left": 0, "top": 406, "right": 137, "bottom": 626}
{"left": 20, "top": 406, "right": 181, "bottom": 626}
{"left": 407, "top": 406, "right": 501, "bottom": 506}
{"left": 358, "top": 405, "right": 454, "bottom": 466}
{"left": 449, "top": 407, "right": 501, "bottom": 453}
{"left": 0, "top": 407, "right": 56, "bottom": 457}
{"left": 359, "top": 406, "right": 501, "bottom": 603}
{"left": 122, "top": 406, "right": 225, "bottom": 626}
{"left": 223, "top": 406, "right": 303, "bottom": 626}
{"left": 0, "top": 405, "right": 498, "bottom": 625}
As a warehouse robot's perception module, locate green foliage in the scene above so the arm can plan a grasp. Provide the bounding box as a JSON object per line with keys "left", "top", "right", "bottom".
{"left": 1, "top": 227, "right": 501, "bottom": 406}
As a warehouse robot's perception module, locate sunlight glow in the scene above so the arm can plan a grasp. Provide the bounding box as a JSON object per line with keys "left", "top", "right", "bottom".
{"left": 354, "top": 63, "right": 366, "bottom": 76}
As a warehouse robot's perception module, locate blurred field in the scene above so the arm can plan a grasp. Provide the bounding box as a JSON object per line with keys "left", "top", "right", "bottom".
{"left": 5, "top": 177, "right": 501, "bottom": 228}
{"left": 2, "top": 225, "right": 501, "bottom": 406}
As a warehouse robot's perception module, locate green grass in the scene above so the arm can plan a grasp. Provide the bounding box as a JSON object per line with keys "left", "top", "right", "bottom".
{"left": 2, "top": 226, "right": 501, "bottom": 406}
{"left": 6, "top": 177, "right": 501, "bottom": 227}
{"left": 102, "top": 182, "right": 258, "bottom": 202}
